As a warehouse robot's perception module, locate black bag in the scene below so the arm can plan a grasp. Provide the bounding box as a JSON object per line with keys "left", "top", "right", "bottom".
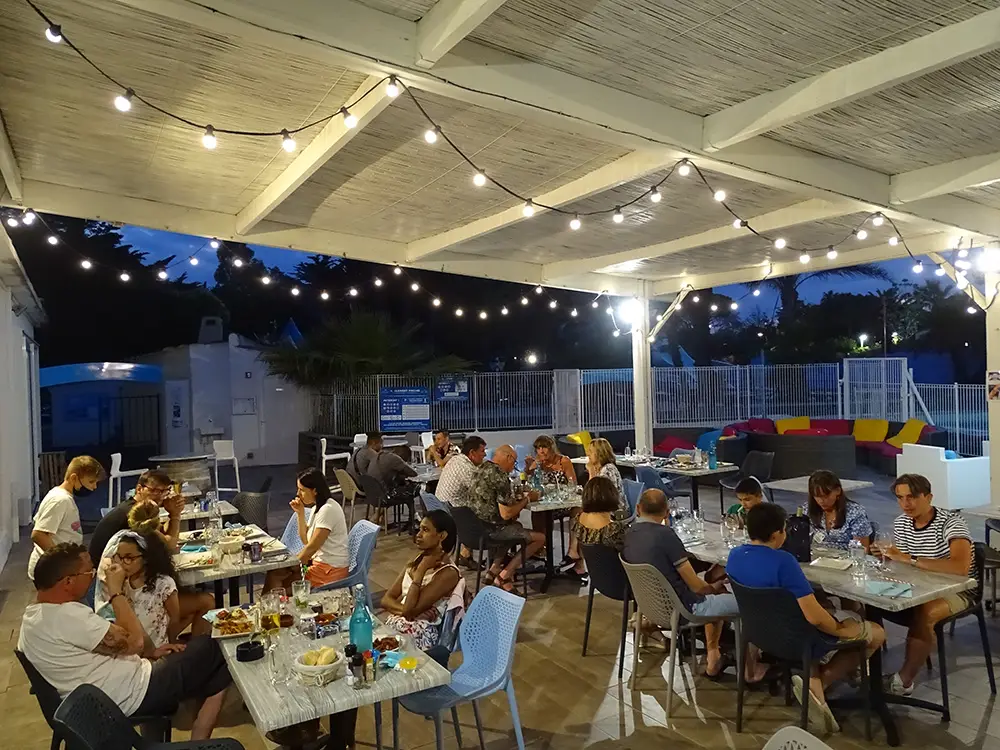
{"left": 782, "top": 512, "right": 812, "bottom": 563}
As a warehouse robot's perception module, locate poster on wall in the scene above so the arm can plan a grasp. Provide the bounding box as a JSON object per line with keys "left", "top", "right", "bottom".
{"left": 988, "top": 371, "right": 1000, "bottom": 401}
{"left": 379, "top": 387, "right": 431, "bottom": 432}
{"left": 434, "top": 376, "right": 470, "bottom": 402}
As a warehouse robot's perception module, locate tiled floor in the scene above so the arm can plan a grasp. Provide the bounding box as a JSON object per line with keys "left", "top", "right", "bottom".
{"left": 3, "top": 464, "right": 999, "bottom": 750}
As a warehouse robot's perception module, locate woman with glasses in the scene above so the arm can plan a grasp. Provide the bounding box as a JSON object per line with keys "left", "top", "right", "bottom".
{"left": 96, "top": 502, "right": 212, "bottom": 649}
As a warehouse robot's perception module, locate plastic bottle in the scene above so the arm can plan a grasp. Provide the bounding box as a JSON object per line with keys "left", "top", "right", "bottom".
{"left": 707, "top": 442, "right": 717, "bottom": 470}
{"left": 848, "top": 539, "right": 867, "bottom": 586}
{"left": 348, "top": 584, "right": 373, "bottom": 652}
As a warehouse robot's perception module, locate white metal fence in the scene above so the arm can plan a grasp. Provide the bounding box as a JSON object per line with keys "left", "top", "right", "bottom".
{"left": 912, "top": 383, "right": 988, "bottom": 456}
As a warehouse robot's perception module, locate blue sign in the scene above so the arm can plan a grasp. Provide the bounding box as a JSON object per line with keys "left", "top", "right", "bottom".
{"left": 379, "top": 387, "right": 431, "bottom": 432}
{"left": 435, "top": 376, "right": 470, "bottom": 402}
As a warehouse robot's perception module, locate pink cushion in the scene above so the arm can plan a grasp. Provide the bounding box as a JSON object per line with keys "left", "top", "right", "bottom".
{"left": 653, "top": 435, "right": 696, "bottom": 457}
{"left": 855, "top": 440, "right": 884, "bottom": 450}
{"left": 810, "top": 419, "right": 852, "bottom": 436}
{"left": 784, "top": 428, "right": 830, "bottom": 436}
{"left": 722, "top": 421, "right": 751, "bottom": 437}
{"left": 876, "top": 443, "right": 903, "bottom": 456}
{"left": 746, "top": 418, "right": 776, "bottom": 434}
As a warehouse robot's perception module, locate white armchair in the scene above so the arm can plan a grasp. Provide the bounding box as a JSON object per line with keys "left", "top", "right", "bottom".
{"left": 896, "top": 442, "right": 990, "bottom": 510}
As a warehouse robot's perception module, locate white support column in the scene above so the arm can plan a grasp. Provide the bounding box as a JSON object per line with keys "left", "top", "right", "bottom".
{"left": 987, "top": 271, "right": 1000, "bottom": 508}
{"left": 632, "top": 296, "right": 653, "bottom": 455}
{"left": 0, "top": 111, "right": 22, "bottom": 204}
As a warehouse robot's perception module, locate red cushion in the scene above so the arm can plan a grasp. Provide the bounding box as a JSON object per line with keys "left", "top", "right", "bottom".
{"left": 855, "top": 440, "right": 884, "bottom": 450}
{"left": 810, "top": 419, "right": 851, "bottom": 436}
{"left": 876, "top": 443, "right": 903, "bottom": 456}
{"left": 653, "top": 435, "right": 696, "bottom": 457}
{"left": 746, "top": 418, "right": 776, "bottom": 434}
{"left": 722, "top": 421, "right": 751, "bottom": 437}
{"left": 784, "top": 428, "right": 830, "bottom": 436}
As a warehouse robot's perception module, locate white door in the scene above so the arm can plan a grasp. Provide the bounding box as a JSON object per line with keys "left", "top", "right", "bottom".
{"left": 260, "top": 377, "right": 310, "bottom": 465}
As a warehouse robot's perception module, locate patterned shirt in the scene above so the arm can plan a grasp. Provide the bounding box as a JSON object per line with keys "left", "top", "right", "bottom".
{"left": 893, "top": 508, "right": 974, "bottom": 577}
{"left": 811, "top": 501, "right": 874, "bottom": 550}
{"left": 467, "top": 461, "right": 515, "bottom": 526}
{"left": 574, "top": 516, "right": 627, "bottom": 552}
{"left": 598, "top": 463, "right": 628, "bottom": 515}
{"left": 436, "top": 454, "right": 478, "bottom": 507}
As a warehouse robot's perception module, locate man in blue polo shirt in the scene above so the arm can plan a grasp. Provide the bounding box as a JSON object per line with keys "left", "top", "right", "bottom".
{"left": 728, "top": 503, "right": 884, "bottom": 734}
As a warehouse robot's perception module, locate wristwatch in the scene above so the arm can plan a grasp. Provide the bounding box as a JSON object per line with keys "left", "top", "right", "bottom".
{"left": 108, "top": 592, "right": 125, "bottom": 604}
{"left": 910, "top": 556, "right": 918, "bottom": 567}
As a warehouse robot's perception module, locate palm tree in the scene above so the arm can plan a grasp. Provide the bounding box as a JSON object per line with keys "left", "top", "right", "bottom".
{"left": 262, "top": 311, "right": 473, "bottom": 387}
{"left": 749, "top": 265, "right": 892, "bottom": 324}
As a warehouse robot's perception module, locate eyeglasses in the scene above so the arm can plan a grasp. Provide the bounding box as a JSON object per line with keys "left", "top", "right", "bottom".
{"left": 64, "top": 569, "right": 96, "bottom": 581}
{"left": 141, "top": 484, "right": 170, "bottom": 495}
{"left": 113, "top": 552, "right": 142, "bottom": 564}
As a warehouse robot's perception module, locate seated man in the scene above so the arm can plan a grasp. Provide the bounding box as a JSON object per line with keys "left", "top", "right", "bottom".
{"left": 624, "top": 489, "right": 748, "bottom": 679}
{"left": 425, "top": 430, "right": 456, "bottom": 468}
{"left": 359, "top": 433, "right": 418, "bottom": 490}
{"left": 879, "top": 473, "right": 974, "bottom": 696}
{"left": 18, "top": 543, "right": 232, "bottom": 740}
{"left": 728, "top": 503, "right": 885, "bottom": 734}
{"left": 466, "top": 445, "right": 545, "bottom": 593}
{"left": 436, "top": 436, "right": 488, "bottom": 570}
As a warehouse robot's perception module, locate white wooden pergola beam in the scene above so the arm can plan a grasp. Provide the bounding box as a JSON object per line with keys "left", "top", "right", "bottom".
{"left": 0, "top": 110, "right": 23, "bottom": 204}
{"left": 651, "top": 232, "right": 953, "bottom": 296}
{"left": 405, "top": 149, "right": 678, "bottom": 261}
{"left": 542, "top": 198, "right": 857, "bottom": 280}
{"left": 891, "top": 151, "right": 1000, "bottom": 204}
{"left": 236, "top": 75, "right": 391, "bottom": 235}
{"left": 927, "top": 251, "right": 989, "bottom": 309}
{"left": 703, "top": 7, "right": 1000, "bottom": 151}
{"left": 416, "top": 0, "right": 509, "bottom": 68}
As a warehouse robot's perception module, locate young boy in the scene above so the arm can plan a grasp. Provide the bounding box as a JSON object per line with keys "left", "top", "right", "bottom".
{"left": 726, "top": 476, "right": 766, "bottom": 520}
{"left": 29, "top": 456, "right": 106, "bottom": 580}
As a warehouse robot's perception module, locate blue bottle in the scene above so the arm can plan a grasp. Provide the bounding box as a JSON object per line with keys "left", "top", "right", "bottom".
{"left": 348, "top": 583, "right": 373, "bottom": 652}
{"left": 707, "top": 442, "right": 718, "bottom": 470}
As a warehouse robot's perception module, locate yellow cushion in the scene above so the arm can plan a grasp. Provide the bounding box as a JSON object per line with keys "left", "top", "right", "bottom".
{"left": 566, "top": 431, "right": 592, "bottom": 449}
{"left": 887, "top": 418, "right": 927, "bottom": 449}
{"left": 852, "top": 419, "right": 889, "bottom": 443}
{"left": 775, "top": 416, "right": 810, "bottom": 435}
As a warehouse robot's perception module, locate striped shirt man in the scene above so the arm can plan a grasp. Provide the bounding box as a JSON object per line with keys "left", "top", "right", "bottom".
{"left": 892, "top": 508, "right": 974, "bottom": 578}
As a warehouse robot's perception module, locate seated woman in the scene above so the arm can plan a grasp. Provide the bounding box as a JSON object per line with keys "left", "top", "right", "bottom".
{"left": 525, "top": 435, "right": 577, "bottom": 487}
{"left": 96, "top": 503, "right": 213, "bottom": 650}
{"left": 807, "top": 470, "right": 873, "bottom": 551}
{"left": 382, "top": 510, "right": 462, "bottom": 651}
{"left": 725, "top": 476, "right": 767, "bottom": 525}
{"left": 573, "top": 476, "right": 628, "bottom": 556}
{"left": 264, "top": 468, "right": 350, "bottom": 593}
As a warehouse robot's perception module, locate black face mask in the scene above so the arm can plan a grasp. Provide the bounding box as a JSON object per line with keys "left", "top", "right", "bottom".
{"left": 74, "top": 484, "right": 95, "bottom": 497}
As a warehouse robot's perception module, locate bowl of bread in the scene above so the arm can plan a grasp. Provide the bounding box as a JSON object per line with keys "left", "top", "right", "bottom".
{"left": 292, "top": 646, "right": 346, "bottom": 686}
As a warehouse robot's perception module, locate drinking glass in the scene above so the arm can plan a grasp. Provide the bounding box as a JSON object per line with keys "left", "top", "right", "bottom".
{"left": 261, "top": 591, "right": 283, "bottom": 635}
{"left": 292, "top": 580, "right": 311, "bottom": 610}
{"left": 723, "top": 513, "right": 741, "bottom": 548}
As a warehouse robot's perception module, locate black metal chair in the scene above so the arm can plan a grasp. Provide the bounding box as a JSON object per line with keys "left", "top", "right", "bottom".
{"left": 15, "top": 650, "right": 173, "bottom": 749}
{"left": 257, "top": 476, "right": 273, "bottom": 493}
{"left": 729, "top": 580, "right": 871, "bottom": 737}
{"left": 229, "top": 491, "right": 269, "bottom": 532}
{"left": 450, "top": 506, "right": 529, "bottom": 598}
{"left": 580, "top": 544, "right": 631, "bottom": 680}
{"left": 53, "top": 684, "right": 244, "bottom": 750}
{"left": 359, "top": 474, "right": 415, "bottom": 535}
{"left": 718, "top": 451, "right": 775, "bottom": 515}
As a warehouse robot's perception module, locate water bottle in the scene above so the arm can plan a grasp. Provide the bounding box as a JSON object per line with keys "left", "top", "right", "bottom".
{"left": 707, "top": 443, "right": 717, "bottom": 470}
{"left": 348, "top": 584, "right": 373, "bottom": 651}
{"left": 624, "top": 442, "right": 632, "bottom": 458}
{"left": 848, "top": 539, "right": 867, "bottom": 586}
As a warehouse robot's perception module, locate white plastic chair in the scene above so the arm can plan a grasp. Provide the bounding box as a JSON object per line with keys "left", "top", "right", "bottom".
{"left": 213, "top": 440, "right": 241, "bottom": 494}
{"left": 320, "top": 438, "right": 350, "bottom": 480}
{"left": 762, "top": 726, "right": 834, "bottom": 750}
{"left": 352, "top": 433, "right": 367, "bottom": 455}
{"left": 411, "top": 431, "right": 433, "bottom": 463}
{"left": 109, "top": 453, "right": 146, "bottom": 509}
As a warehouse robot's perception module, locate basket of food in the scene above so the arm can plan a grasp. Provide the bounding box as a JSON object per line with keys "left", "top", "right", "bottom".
{"left": 219, "top": 537, "right": 244, "bottom": 555}
{"left": 293, "top": 646, "right": 346, "bottom": 686}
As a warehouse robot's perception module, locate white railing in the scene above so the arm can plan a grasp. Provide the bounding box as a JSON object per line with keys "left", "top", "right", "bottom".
{"left": 913, "top": 383, "right": 988, "bottom": 456}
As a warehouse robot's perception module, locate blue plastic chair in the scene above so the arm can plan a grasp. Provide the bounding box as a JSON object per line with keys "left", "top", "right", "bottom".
{"left": 391, "top": 587, "right": 527, "bottom": 750}
{"left": 696, "top": 429, "right": 723, "bottom": 452}
{"left": 420, "top": 492, "right": 450, "bottom": 515}
{"left": 622, "top": 479, "right": 645, "bottom": 517}
{"left": 278, "top": 507, "right": 314, "bottom": 555}
{"left": 313, "top": 519, "right": 379, "bottom": 611}
{"left": 635, "top": 465, "right": 690, "bottom": 501}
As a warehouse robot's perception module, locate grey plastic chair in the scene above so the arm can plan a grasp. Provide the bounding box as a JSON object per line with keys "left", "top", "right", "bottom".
{"left": 420, "top": 491, "right": 450, "bottom": 515}
{"left": 230, "top": 491, "right": 269, "bottom": 532}
{"left": 620, "top": 556, "right": 741, "bottom": 708}
{"left": 334, "top": 468, "right": 362, "bottom": 527}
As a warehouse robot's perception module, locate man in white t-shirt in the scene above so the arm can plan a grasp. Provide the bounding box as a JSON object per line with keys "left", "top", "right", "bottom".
{"left": 29, "top": 455, "right": 106, "bottom": 580}
{"left": 19, "top": 543, "right": 232, "bottom": 740}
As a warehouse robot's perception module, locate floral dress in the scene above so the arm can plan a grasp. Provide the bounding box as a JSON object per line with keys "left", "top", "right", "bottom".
{"left": 384, "top": 562, "right": 461, "bottom": 650}
{"left": 573, "top": 516, "right": 627, "bottom": 552}
{"left": 598, "top": 463, "right": 629, "bottom": 520}
{"left": 812, "top": 501, "right": 874, "bottom": 550}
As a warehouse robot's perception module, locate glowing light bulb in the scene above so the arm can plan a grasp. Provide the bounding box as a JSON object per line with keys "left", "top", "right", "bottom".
{"left": 189, "top": 257, "right": 199, "bottom": 266}
{"left": 432, "top": 298, "right": 441, "bottom": 307}
{"left": 348, "top": 287, "right": 358, "bottom": 296}
{"left": 47, "top": 235, "right": 58, "bottom": 245}
{"left": 612, "top": 207, "right": 624, "bottom": 223}
{"left": 752, "top": 288, "right": 761, "bottom": 297}
{"left": 522, "top": 297, "right": 529, "bottom": 306}
{"left": 957, "top": 274, "right": 969, "bottom": 290}
{"left": 799, "top": 253, "right": 811, "bottom": 264}
{"left": 386, "top": 77, "right": 400, "bottom": 98}
{"left": 692, "top": 295, "right": 700, "bottom": 303}
{"left": 678, "top": 161, "right": 691, "bottom": 176}
{"left": 281, "top": 130, "right": 296, "bottom": 152}
{"left": 473, "top": 172, "right": 487, "bottom": 187}
{"left": 710, "top": 304, "right": 718, "bottom": 312}
{"left": 119, "top": 272, "right": 130, "bottom": 282}
{"left": 210, "top": 239, "right": 220, "bottom": 249}
{"left": 856, "top": 229, "right": 868, "bottom": 240}
{"left": 535, "top": 285, "right": 543, "bottom": 294}
{"left": 912, "top": 261, "right": 924, "bottom": 274}
{"left": 501, "top": 307, "right": 508, "bottom": 315}
{"left": 888, "top": 236, "right": 898, "bottom": 246}
{"left": 713, "top": 190, "right": 726, "bottom": 202}
{"left": 261, "top": 276, "right": 271, "bottom": 285}
{"left": 80, "top": 259, "right": 92, "bottom": 270}
{"left": 872, "top": 214, "right": 884, "bottom": 227}
{"left": 549, "top": 300, "right": 557, "bottom": 309}
{"left": 757, "top": 332, "right": 764, "bottom": 338}
{"left": 827, "top": 248, "right": 838, "bottom": 260}
{"left": 22, "top": 211, "right": 35, "bottom": 225}
{"left": 45, "top": 25, "right": 61, "bottom": 43}
{"left": 455, "top": 308, "right": 464, "bottom": 317}
{"left": 232, "top": 258, "right": 244, "bottom": 268}
{"left": 393, "top": 266, "right": 402, "bottom": 275}
{"left": 569, "top": 215, "right": 581, "bottom": 231}
{"left": 968, "top": 306, "right": 978, "bottom": 314}
{"left": 290, "top": 287, "right": 300, "bottom": 296}
{"left": 374, "top": 278, "right": 383, "bottom": 287}
{"left": 958, "top": 248, "right": 969, "bottom": 258}
{"left": 592, "top": 300, "right": 599, "bottom": 308}
{"left": 956, "top": 259, "right": 972, "bottom": 270}
{"left": 424, "top": 128, "right": 438, "bottom": 144}
{"left": 730, "top": 301, "right": 739, "bottom": 310}
{"left": 479, "top": 311, "right": 488, "bottom": 320}
{"left": 202, "top": 125, "right": 217, "bottom": 149}
{"left": 571, "top": 308, "right": 578, "bottom": 317}
{"left": 157, "top": 270, "right": 168, "bottom": 280}
{"left": 526, "top": 353, "right": 538, "bottom": 365}
{"left": 341, "top": 108, "right": 358, "bottom": 129}
{"left": 606, "top": 307, "right": 613, "bottom": 315}
{"left": 114, "top": 89, "right": 134, "bottom": 112}
{"left": 522, "top": 201, "right": 535, "bottom": 217}
{"left": 5, "top": 217, "right": 17, "bottom": 228}
{"left": 649, "top": 188, "right": 661, "bottom": 203}
{"left": 774, "top": 238, "right": 786, "bottom": 249}
{"left": 320, "top": 291, "right": 330, "bottom": 301}
{"left": 733, "top": 219, "right": 747, "bottom": 229}
{"left": 410, "top": 282, "right": 420, "bottom": 292}
{"left": 612, "top": 330, "right": 620, "bottom": 338}
{"left": 935, "top": 267, "right": 946, "bottom": 276}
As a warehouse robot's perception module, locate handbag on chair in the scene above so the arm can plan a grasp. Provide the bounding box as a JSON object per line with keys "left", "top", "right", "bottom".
{"left": 782, "top": 509, "right": 812, "bottom": 563}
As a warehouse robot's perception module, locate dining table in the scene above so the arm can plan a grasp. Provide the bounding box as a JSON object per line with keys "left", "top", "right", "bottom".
{"left": 217, "top": 608, "right": 451, "bottom": 749}
{"left": 160, "top": 499, "right": 240, "bottom": 530}
{"left": 406, "top": 464, "right": 442, "bottom": 485}
{"left": 175, "top": 524, "right": 292, "bottom": 608}
{"left": 683, "top": 523, "right": 977, "bottom": 746}
{"left": 529, "top": 489, "right": 583, "bottom": 593}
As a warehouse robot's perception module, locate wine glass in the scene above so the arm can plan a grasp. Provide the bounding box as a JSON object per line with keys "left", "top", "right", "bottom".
{"left": 723, "top": 513, "right": 741, "bottom": 548}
